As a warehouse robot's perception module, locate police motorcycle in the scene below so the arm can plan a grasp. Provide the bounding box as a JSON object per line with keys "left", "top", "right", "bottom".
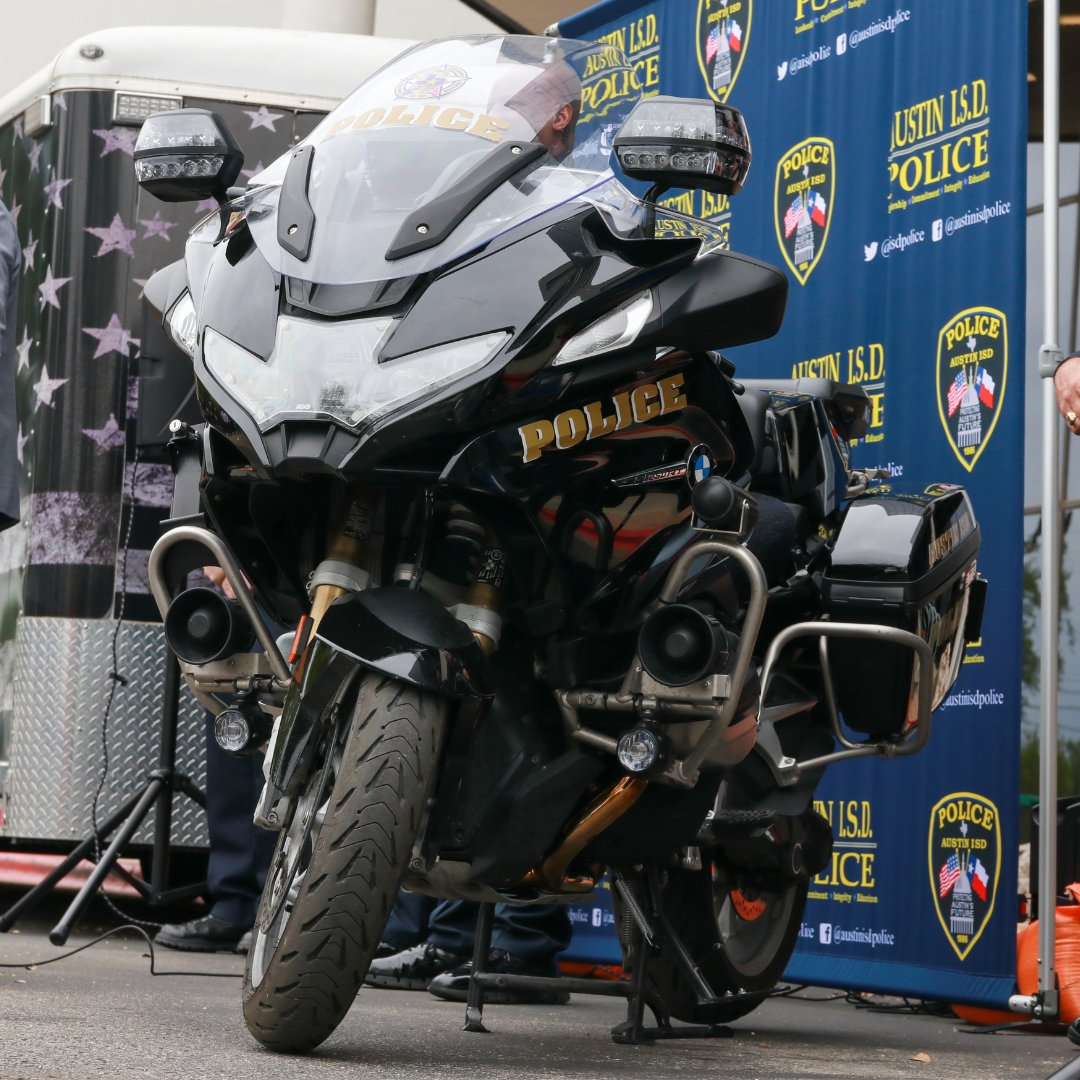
{"left": 135, "top": 35, "right": 985, "bottom": 1052}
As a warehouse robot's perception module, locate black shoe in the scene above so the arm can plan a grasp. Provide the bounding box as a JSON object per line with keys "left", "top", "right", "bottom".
{"left": 428, "top": 949, "right": 570, "bottom": 1005}
{"left": 156, "top": 915, "right": 248, "bottom": 953}
{"left": 365, "top": 943, "right": 469, "bottom": 990}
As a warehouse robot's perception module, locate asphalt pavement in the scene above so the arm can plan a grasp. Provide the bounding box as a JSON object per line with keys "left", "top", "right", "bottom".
{"left": 0, "top": 886, "right": 1074, "bottom": 1080}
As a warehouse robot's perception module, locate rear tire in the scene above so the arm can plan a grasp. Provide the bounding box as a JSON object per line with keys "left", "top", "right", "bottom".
{"left": 242, "top": 673, "right": 445, "bottom": 1053}
{"left": 644, "top": 862, "right": 808, "bottom": 1026}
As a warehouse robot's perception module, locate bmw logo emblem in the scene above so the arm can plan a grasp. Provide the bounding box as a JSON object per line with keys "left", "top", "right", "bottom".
{"left": 687, "top": 444, "right": 714, "bottom": 488}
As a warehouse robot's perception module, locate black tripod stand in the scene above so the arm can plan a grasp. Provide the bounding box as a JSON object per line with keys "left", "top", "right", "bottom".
{"left": 0, "top": 653, "right": 207, "bottom": 945}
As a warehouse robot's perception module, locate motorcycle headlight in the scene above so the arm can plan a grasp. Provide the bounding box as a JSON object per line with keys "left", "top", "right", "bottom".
{"left": 553, "top": 292, "right": 653, "bottom": 367}
{"left": 202, "top": 317, "right": 508, "bottom": 432}
{"left": 165, "top": 291, "right": 198, "bottom": 357}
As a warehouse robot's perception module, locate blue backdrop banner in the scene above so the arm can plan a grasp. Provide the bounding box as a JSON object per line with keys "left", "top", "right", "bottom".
{"left": 558, "top": 0, "right": 1027, "bottom": 1007}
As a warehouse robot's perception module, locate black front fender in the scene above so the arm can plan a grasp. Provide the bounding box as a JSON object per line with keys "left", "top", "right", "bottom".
{"left": 268, "top": 588, "right": 492, "bottom": 799}
{"left": 317, "top": 587, "right": 494, "bottom": 699}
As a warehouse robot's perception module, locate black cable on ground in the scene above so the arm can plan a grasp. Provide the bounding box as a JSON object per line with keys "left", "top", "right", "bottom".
{"left": 0, "top": 925, "right": 240, "bottom": 978}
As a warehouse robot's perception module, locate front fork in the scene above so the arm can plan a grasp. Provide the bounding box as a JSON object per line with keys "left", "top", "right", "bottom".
{"left": 258, "top": 491, "right": 506, "bottom": 829}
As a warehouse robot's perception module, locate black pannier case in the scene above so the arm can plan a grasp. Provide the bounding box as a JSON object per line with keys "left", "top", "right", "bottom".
{"left": 820, "top": 485, "right": 984, "bottom": 737}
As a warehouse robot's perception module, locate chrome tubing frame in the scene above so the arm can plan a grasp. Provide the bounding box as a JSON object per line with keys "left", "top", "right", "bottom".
{"left": 147, "top": 525, "right": 293, "bottom": 712}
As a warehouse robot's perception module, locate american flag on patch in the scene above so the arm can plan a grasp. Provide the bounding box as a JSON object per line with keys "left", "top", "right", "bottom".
{"left": 783, "top": 197, "right": 803, "bottom": 238}
{"left": 706, "top": 25, "right": 720, "bottom": 63}
{"left": 939, "top": 853, "right": 962, "bottom": 898}
{"left": 946, "top": 372, "right": 966, "bottom": 417}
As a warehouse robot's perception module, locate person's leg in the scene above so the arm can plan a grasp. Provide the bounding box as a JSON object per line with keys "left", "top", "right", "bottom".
{"left": 157, "top": 713, "right": 276, "bottom": 951}
{"left": 428, "top": 903, "right": 573, "bottom": 1004}
{"left": 381, "top": 891, "right": 437, "bottom": 951}
{"left": 490, "top": 903, "right": 572, "bottom": 973}
{"left": 365, "top": 899, "right": 474, "bottom": 990}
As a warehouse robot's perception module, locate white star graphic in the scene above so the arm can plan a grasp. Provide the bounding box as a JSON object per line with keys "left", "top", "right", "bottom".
{"left": 32, "top": 363, "right": 67, "bottom": 409}
{"left": 139, "top": 211, "right": 176, "bottom": 241}
{"left": 93, "top": 127, "right": 138, "bottom": 157}
{"left": 83, "top": 314, "right": 140, "bottom": 359}
{"left": 132, "top": 278, "right": 148, "bottom": 298}
{"left": 16, "top": 424, "right": 29, "bottom": 465}
{"left": 21, "top": 231, "right": 37, "bottom": 270}
{"left": 244, "top": 106, "right": 284, "bottom": 132}
{"left": 15, "top": 330, "right": 32, "bottom": 372}
{"left": 38, "top": 265, "right": 72, "bottom": 310}
{"left": 239, "top": 161, "right": 265, "bottom": 183}
{"left": 86, "top": 213, "right": 137, "bottom": 257}
{"left": 27, "top": 142, "right": 43, "bottom": 174}
{"left": 0, "top": 163, "right": 7, "bottom": 191}
{"left": 8, "top": 199, "right": 20, "bottom": 227}
{"left": 43, "top": 173, "right": 73, "bottom": 210}
{"left": 193, "top": 198, "right": 219, "bottom": 214}
{"left": 82, "top": 413, "right": 126, "bottom": 451}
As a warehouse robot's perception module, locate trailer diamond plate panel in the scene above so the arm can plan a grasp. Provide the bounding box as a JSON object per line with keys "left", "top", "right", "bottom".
{"left": 4, "top": 617, "right": 208, "bottom": 845}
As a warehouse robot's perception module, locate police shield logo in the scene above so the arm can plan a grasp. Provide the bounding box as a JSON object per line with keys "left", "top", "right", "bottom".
{"left": 936, "top": 307, "right": 1007, "bottom": 472}
{"left": 696, "top": 0, "right": 752, "bottom": 103}
{"left": 928, "top": 792, "right": 1001, "bottom": 961}
{"left": 774, "top": 137, "right": 835, "bottom": 286}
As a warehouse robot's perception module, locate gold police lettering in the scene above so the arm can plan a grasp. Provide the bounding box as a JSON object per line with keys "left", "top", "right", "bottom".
{"left": 518, "top": 374, "right": 688, "bottom": 463}
{"left": 782, "top": 143, "right": 830, "bottom": 180}
{"left": 323, "top": 105, "right": 511, "bottom": 144}
{"left": 796, "top": 0, "right": 845, "bottom": 25}
{"left": 937, "top": 798, "right": 995, "bottom": 833}
{"left": 944, "top": 313, "right": 1001, "bottom": 351}
{"left": 888, "top": 80, "right": 989, "bottom": 203}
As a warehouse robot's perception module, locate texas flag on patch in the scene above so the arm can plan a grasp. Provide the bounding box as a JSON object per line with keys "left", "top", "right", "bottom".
{"left": 705, "top": 25, "right": 720, "bottom": 63}
{"left": 947, "top": 372, "right": 966, "bottom": 417}
{"left": 729, "top": 20, "right": 743, "bottom": 52}
{"left": 810, "top": 191, "right": 827, "bottom": 227}
{"left": 783, "top": 197, "right": 803, "bottom": 238}
{"left": 969, "top": 856, "right": 990, "bottom": 901}
{"left": 975, "top": 367, "right": 995, "bottom": 409}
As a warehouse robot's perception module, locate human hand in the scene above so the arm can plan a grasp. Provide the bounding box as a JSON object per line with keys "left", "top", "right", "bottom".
{"left": 202, "top": 565, "right": 236, "bottom": 599}
{"left": 1055, "top": 355, "right": 1080, "bottom": 434}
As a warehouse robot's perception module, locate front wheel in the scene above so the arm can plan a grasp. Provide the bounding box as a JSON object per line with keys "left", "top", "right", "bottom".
{"left": 243, "top": 673, "right": 445, "bottom": 1053}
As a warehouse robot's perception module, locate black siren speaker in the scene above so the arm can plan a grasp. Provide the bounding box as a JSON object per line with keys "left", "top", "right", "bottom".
{"left": 164, "top": 587, "right": 255, "bottom": 665}
{"left": 638, "top": 604, "right": 732, "bottom": 687}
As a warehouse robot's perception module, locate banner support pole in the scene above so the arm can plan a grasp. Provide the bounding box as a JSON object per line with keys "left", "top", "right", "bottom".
{"left": 1037, "top": 0, "right": 1062, "bottom": 1021}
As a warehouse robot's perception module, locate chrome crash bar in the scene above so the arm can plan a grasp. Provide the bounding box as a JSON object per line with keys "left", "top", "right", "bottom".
{"left": 147, "top": 525, "right": 292, "bottom": 713}
{"left": 556, "top": 531, "right": 936, "bottom": 790}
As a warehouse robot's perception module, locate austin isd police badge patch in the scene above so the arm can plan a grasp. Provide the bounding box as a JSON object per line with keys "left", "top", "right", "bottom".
{"left": 696, "top": 0, "right": 752, "bottom": 103}
{"left": 936, "top": 307, "right": 1007, "bottom": 472}
{"left": 928, "top": 791, "right": 1000, "bottom": 961}
{"left": 774, "top": 137, "right": 834, "bottom": 286}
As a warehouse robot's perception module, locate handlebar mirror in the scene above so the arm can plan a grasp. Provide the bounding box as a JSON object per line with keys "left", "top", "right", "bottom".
{"left": 613, "top": 95, "right": 751, "bottom": 196}
{"left": 134, "top": 108, "right": 244, "bottom": 203}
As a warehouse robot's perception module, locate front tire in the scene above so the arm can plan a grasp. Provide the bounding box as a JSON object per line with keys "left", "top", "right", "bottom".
{"left": 243, "top": 673, "right": 445, "bottom": 1053}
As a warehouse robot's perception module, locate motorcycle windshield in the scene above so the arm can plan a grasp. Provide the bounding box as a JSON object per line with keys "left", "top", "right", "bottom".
{"left": 244, "top": 35, "right": 643, "bottom": 285}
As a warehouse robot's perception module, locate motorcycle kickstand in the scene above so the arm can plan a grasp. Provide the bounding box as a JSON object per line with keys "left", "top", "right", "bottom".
{"left": 463, "top": 901, "right": 495, "bottom": 1033}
